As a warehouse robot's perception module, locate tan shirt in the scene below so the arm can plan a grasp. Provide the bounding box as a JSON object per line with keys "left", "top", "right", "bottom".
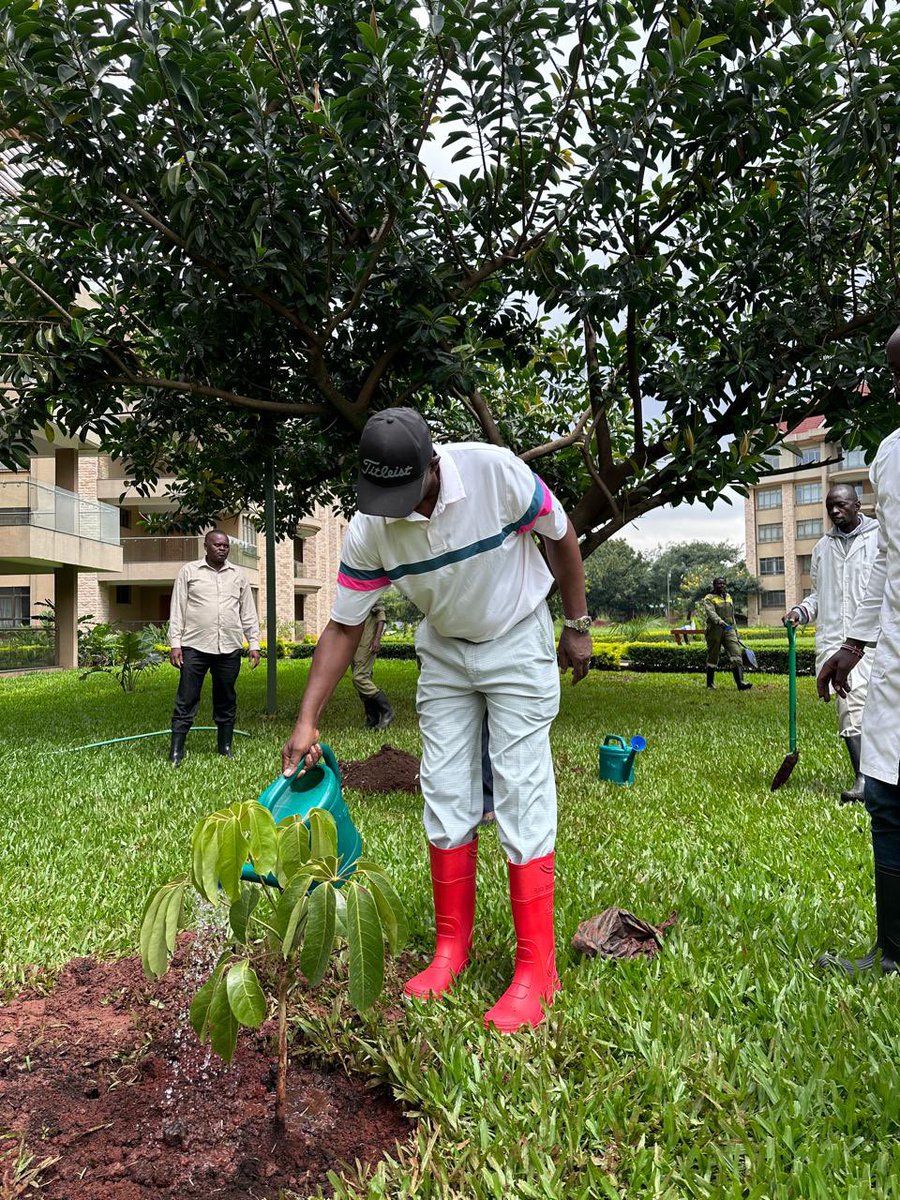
{"left": 168, "top": 558, "right": 260, "bottom": 653}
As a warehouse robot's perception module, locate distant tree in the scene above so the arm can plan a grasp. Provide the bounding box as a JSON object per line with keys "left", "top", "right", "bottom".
{"left": 583, "top": 540, "right": 651, "bottom": 621}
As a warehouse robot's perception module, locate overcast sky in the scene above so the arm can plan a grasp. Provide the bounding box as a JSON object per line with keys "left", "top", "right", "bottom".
{"left": 612, "top": 492, "right": 747, "bottom": 554}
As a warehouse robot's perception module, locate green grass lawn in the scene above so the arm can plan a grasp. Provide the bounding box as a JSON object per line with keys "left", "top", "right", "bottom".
{"left": 1, "top": 661, "right": 898, "bottom": 1198}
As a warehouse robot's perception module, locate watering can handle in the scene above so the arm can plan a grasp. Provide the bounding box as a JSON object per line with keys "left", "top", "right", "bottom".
{"left": 603, "top": 735, "right": 628, "bottom": 749}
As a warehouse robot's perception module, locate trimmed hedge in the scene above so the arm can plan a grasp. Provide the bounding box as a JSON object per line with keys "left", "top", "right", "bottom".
{"left": 590, "top": 626, "right": 815, "bottom": 645}
{"left": 0, "top": 644, "right": 56, "bottom": 670}
{"left": 622, "top": 641, "right": 816, "bottom": 675}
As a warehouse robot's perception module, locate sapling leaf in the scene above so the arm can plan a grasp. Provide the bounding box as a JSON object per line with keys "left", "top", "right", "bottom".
{"left": 195, "top": 817, "right": 221, "bottom": 903}
{"left": 282, "top": 884, "right": 311, "bottom": 959}
{"left": 277, "top": 814, "right": 310, "bottom": 884}
{"left": 139, "top": 884, "right": 169, "bottom": 979}
{"left": 362, "top": 869, "right": 408, "bottom": 955}
{"left": 334, "top": 889, "right": 347, "bottom": 940}
{"left": 346, "top": 883, "right": 384, "bottom": 1012}
{"left": 309, "top": 808, "right": 337, "bottom": 862}
{"left": 208, "top": 969, "right": 239, "bottom": 1063}
{"left": 300, "top": 881, "right": 336, "bottom": 985}
{"left": 217, "top": 811, "right": 250, "bottom": 903}
{"left": 225, "top": 959, "right": 267, "bottom": 1027}
{"left": 190, "top": 952, "right": 229, "bottom": 1041}
{"left": 163, "top": 882, "right": 186, "bottom": 960}
{"left": 229, "top": 885, "right": 260, "bottom": 943}
{"left": 247, "top": 804, "right": 277, "bottom": 877}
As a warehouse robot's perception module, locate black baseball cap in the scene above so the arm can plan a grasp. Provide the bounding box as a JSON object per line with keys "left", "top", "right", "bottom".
{"left": 357, "top": 408, "right": 434, "bottom": 517}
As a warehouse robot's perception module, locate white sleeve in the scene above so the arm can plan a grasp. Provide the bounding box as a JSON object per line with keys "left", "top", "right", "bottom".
{"left": 847, "top": 454, "right": 887, "bottom": 644}
{"left": 330, "top": 517, "right": 390, "bottom": 627}
{"left": 168, "top": 566, "right": 188, "bottom": 648}
{"left": 505, "top": 453, "right": 568, "bottom": 541}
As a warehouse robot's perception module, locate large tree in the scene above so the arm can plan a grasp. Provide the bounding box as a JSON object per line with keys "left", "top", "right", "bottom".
{"left": 1, "top": 0, "right": 898, "bottom": 543}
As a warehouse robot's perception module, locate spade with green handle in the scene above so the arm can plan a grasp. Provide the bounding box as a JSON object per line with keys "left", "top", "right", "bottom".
{"left": 770, "top": 620, "right": 799, "bottom": 791}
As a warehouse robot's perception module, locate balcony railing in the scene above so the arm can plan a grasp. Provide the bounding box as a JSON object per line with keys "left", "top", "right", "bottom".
{"left": 121, "top": 535, "right": 258, "bottom": 570}
{"left": 0, "top": 479, "right": 120, "bottom": 544}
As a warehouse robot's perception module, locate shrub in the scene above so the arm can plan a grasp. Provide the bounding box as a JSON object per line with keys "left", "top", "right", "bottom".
{"left": 623, "top": 642, "right": 816, "bottom": 675}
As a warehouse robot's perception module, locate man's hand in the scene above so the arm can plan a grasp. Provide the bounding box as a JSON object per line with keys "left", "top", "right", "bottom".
{"left": 558, "top": 628, "right": 592, "bottom": 685}
{"left": 783, "top": 610, "right": 802, "bottom": 628}
{"left": 282, "top": 721, "right": 322, "bottom": 777}
{"left": 170, "top": 647, "right": 183, "bottom": 669}
{"left": 248, "top": 649, "right": 261, "bottom": 669}
{"left": 817, "top": 644, "right": 863, "bottom": 701}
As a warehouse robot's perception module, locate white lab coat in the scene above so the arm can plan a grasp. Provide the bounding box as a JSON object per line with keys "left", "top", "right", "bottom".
{"left": 794, "top": 516, "right": 879, "bottom": 736}
{"left": 848, "top": 429, "right": 900, "bottom": 783}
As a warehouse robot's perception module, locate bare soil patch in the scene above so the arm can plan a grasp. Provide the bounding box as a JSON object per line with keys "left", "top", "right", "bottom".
{"left": 0, "top": 940, "right": 409, "bottom": 1199}
{"left": 340, "top": 745, "right": 421, "bottom": 794}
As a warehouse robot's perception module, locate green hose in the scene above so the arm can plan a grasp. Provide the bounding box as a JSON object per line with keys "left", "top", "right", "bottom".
{"left": 64, "top": 727, "right": 251, "bottom": 753}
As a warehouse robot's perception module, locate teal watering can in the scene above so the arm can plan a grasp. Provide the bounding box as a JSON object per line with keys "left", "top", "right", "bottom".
{"left": 241, "top": 744, "right": 362, "bottom": 887}
{"left": 598, "top": 735, "right": 647, "bottom": 786}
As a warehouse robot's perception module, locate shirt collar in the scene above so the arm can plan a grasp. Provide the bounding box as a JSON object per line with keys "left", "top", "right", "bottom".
{"left": 385, "top": 448, "right": 466, "bottom": 524}
{"left": 197, "top": 557, "right": 236, "bottom": 571}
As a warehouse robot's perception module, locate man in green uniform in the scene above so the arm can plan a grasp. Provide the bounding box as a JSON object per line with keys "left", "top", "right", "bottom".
{"left": 350, "top": 602, "right": 394, "bottom": 729}
{"left": 701, "top": 576, "right": 752, "bottom": 691}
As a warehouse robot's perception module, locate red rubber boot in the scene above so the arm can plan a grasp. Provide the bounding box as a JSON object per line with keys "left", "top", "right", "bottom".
{"left": 484, "top": 851, "right": 559, "bottom": 1033}
{"left": 404, "top": 839, "right": 477, "bottom": 1000}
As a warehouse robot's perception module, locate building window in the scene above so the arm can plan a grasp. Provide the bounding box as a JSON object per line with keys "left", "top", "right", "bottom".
{"left": 796, "top": 519, "right": 824, "bottom": 539}
{"left": 798, "top": 555, "right": 813, "bottom": 574}
{"left": 293, "top": 535, "right": 305, "bottom": 563}
{"left": 759, "top": 557, "right": 785, "bottom": 576}
{"left": 761, "top": 590, "right": 786, "bottom": 609}
{"left": 841, "top": 447, "right": 869, "bottom": 470}
{"left": 119, "top": 509, "right": 132, "bottom": 530}
{"left": 757, "top": 488, "right": 782, "bottom": 510}
{"left": 758, "top": 523, "right": 783, "bottom": 543}
{"left": 797, "top": 447, "right": 821, "bottom": 466}
{"left": 0, "top": 586, "right": 30, "bottom": 627}
{"left": 239, "top": 515, "right": 258, "bottom": 547}
{"left": 115, "top": 585, "right": 133, "bottom": 606}
{"left": 762, "top": 450, "right": 781, "bottom": 470}
{"left": 795, "top": 482, "right": 822, "bottom": 506}
{"left": 294, "top": 594, "right": 305, "bottom": 622}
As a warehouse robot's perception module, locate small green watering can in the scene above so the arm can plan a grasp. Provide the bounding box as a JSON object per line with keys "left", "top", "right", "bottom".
{"left": 598, "top": 734, "right": 647, "bottom": 786}
{"left": 241, "top": 744, "right": 362, "bottom": 887}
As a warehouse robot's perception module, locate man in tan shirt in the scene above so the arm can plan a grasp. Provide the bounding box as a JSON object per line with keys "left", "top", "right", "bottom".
{"left": 168, "top": 529, "right": 260, "bottom": 765}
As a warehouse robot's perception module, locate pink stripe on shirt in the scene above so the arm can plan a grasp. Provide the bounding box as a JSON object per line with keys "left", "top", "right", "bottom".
{"left": 337, "top": 572, "right": 391, "bottom": 592}
{"left": 517, "top": 478, "right": 554, "bottom": 535}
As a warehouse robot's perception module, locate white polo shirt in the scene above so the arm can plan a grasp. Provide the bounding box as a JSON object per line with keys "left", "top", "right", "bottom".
{"left": 331, "top": 443, "right": 568, "bottom": 642}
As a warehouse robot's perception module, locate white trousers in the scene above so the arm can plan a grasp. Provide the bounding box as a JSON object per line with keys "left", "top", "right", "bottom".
{"left": 415, "top": 603, "right": 560, "bottom": 865}
{"left": 836, "top": 653, "right": 873, "bottom": 738}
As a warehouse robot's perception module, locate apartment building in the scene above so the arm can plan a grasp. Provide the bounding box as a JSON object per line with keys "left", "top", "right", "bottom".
{"left": 0, "top": 430, "right": 123, "bottom": 667}
{"left": 1, "top": 444, "right": 348, "bottom": 663}
{"left": 743, "top": 417, "right": 875, "bottom": 625}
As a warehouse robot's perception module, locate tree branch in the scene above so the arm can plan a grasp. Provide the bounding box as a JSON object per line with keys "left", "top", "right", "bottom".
{"left": 519, "top": 408, "right": 591, "bottom": 462}
{"left": 104, "top": 375, "right": 327, "bottom": 415}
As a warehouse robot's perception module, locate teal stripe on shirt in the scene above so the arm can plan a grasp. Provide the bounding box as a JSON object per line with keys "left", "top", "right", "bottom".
{"left": 339, "top": 474, "right": 545, "bottom": 583}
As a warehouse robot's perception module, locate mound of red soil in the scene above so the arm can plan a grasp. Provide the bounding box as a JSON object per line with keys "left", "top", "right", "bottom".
{"left": 0, "top": 940, "right": 409, "bottom": 1200}
{"left": 340, "top": 745, "right": 421, "bottom": 794}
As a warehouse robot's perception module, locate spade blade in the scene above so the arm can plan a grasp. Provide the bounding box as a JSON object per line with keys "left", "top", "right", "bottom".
{"left": 770, "top": 750, "right": 799, "bottom": 792}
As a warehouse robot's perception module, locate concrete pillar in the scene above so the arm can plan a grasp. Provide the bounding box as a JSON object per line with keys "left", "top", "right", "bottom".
{"left": 56, "top": 565, "right": 79, "bottom": 669}
{"left": 55, "top": 448, "right": 78, "bottom": 493}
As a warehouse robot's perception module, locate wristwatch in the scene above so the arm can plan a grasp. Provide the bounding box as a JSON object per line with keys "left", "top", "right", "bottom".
{"left": 563, "top": 615, "right": 592, "bottom": 635}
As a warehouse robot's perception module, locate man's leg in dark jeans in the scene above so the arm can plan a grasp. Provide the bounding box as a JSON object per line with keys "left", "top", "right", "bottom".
{"left": 211, "top": 650, "right": 242, "bottom": 755}
{"left": 172, "top": 647, "right": 210, "bottom": 733}
{"left": 819, "top": 771, "right": 900, "bottom": 973}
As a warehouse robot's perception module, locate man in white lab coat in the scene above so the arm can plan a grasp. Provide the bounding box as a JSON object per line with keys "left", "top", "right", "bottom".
{"left": 784, "top": 484, "right": 879, "bottom": 803}
{"left": 817, "top": 326, "right": 900, "bottom": 974}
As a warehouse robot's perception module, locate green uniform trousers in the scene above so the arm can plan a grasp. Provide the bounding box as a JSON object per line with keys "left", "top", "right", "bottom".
{"left": 705, "top": 625, "right": 743, "bottom": 670}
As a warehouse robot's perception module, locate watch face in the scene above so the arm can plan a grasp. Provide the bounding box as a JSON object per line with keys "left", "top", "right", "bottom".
{"left": 568, "top": 617, "right": 591, "bottom": 634}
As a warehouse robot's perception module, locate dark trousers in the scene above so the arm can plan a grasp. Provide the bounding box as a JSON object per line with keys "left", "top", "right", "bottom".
{"left": 171, "top": 647, "right": 242, "bottom": 734}
{"left": 865, "top": 774, "right": 900, "bottom": 870}
{"left": 482, "top": 714, "right": 494, "bottom": 814}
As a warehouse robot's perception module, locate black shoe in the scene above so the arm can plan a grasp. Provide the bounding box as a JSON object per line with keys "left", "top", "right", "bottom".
{"left": 169, "top": 732, "right": 186, "bottom": 766}
{"left": 217, "top": 724, "right": 235, "bottom": 758}
{"left": 732, "top": 666, "right": 752, "bottom": 691}
{"left": 706, "top": 668, "right": 716, "bottom": 689}
{"left": 840, "top": 736, "right": 865, "bottom": 804}
{"left": 372, "top": 690, "right": 395, "bottom": 731}
{"left": 816, "top": 863, "right": 900, "bottom": 975}
{"left": 361, "top": 695, "right": 381, "bottom": 728}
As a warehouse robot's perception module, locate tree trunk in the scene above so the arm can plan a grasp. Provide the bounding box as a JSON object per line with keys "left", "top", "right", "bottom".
{"left": 274, "top": 972, "right": 289, "bottom": 1132}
